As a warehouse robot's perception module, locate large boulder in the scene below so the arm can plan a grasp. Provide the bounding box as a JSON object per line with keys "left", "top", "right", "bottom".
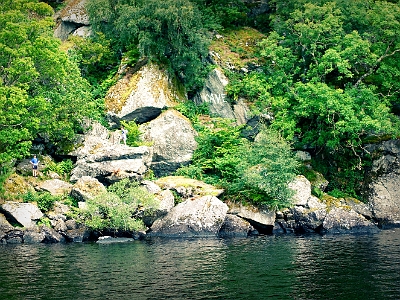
{"left": 149, "top": 196, "right": 228, "bottom": 237}
{"left": 322, "top": 207, "right": 379, "bottom": 234}
{"left": 70, "top": 176, "right": 107, "bottom": 201}
{"left": 154, "top": 176, "right": 224, "bottom": 199}
{"left": 1, "top": 202, "right": 43, "bottom": 228}
{"left": 227, "top": 201, "right": 275, "bottom": 234}
{"left": 140, "top": 110, "right": 198, "bottom": 176}
{"left": 0, "top": 213, "right": 14, "bottom": 243}
{"left": 142, "top": 189, "right": 176, "bottom": 228}
{"left": 365, "top": 139, "right": 400, "bottom": 227}
{"left": 2, "top": 173, "right": 35, "bottom": 198}
{"left": 285, "top": 195, "right": 378, "bottom": 234}
{"left": 54, "top": 0, "right": 90, "bottom": 41}
{"left": 218, "top": 214, "right": 253, "bottom": 238}
{"left": 38, "top": 179, "right": 73, "bottom": 196}
{"left": 288, "top": 196, "right": 327, "bottom": 233}
{"left": 288, "top": 175, "right": 312, "bottom": 206}
{"left": 105, "top": 62, "right": 184, "bottom": 125}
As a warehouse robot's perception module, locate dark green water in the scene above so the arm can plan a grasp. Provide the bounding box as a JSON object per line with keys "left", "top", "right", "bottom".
{"left": 1, "top": 228, "right": 400, "bottom": 300}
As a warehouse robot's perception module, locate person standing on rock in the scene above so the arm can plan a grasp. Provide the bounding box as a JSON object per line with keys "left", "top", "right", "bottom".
{"left": 121, "top": 127, "right": 128, "bottom": 145}
{"left": 30, "top": 155, "right": 39, "bottom": 177}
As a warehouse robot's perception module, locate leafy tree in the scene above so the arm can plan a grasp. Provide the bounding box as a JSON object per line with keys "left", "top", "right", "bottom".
{"left": 229, "top": 1, "right": 400, "bottom": 154}
{"left": 0, "top": 0, "right": 94, "bottom": 163}
{"left": 192, "top": 0, "right": 250, "bottom": 30}
{"left": 176, "top": 120, "right": 299, "bottom": 208}
{"left": 231, "top": 127, "right": 299, "bottom": 209}
{"left": 87, "top": 0, "right": 210, "bottom": 92}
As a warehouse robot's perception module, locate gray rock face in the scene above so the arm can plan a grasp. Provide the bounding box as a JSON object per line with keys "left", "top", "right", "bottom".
{"left": 288, "top": 175, "right": 312, "bottom": 206}
{"left": 219, "top": 214, "right": 253, "bottom": 237}
{"left": 70, "top": 176, "right": 107, "bottom": 201}
{"left": 54, "top": 0, "right": 90, "bottom": 41}
{"left": 194, "top": 68, "right": 236, "bottom": 119}
{"left": 154, "top": 176, "right": 224, "bottom": 199}
{"left": 70, "top": 122, "right": 153, "bottom": 183}
{"left": 150, "top": 196, "right": 228, "bottom": 237}
{"left": 1, "top": 202, "right": 43, "bottom": 228}
{"left": 233, "top": 99, "right": 251, "bottom": 125}
{"left": 59, "top": 0, "right": 89, "bottom": 25}
{"left": 228, "top": 202, "right": 275, "bottom": 234}
{"left": 322, "top": 207, "right": 379, "bottom": 234}
{"left": 366, "top": 139, "right": 400, "bottom": 226}
{"left": 140, "top": 110, "right": 197, "bottom": 176}
{"left": 38, "top": 179, "right": 73, "bottom": 196}
{"left": 142, "top": 189, "right": 176, "bottom": 228}
{"left": 105, "top": 63, "right": 182, "bottom": 124}
{"left": 289, "top": 202, "right": 327, "bottom": 233}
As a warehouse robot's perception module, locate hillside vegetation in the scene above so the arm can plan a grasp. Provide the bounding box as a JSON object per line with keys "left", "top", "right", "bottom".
{"left": 1, "top": 0, "right": 400, "bottom": 207}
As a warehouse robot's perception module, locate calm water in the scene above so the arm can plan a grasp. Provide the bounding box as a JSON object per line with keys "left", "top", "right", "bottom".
{"left": 1, "top": 229, "right": 400, "bottom": 300}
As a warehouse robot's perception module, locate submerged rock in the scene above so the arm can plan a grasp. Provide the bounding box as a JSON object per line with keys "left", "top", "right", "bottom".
{"left": 96, "top": 236, "right": 134, "bottom": 244}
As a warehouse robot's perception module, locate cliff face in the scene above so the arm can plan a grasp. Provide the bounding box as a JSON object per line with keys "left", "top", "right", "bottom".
{"left": 365, "top": 140, "right": 400, "bottom": 227}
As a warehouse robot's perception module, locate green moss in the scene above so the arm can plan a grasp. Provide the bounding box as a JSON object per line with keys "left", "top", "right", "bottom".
{"left": 3, "top": 174, "right": 35, "bottom": 200}
{"left": 209, "top": 27, "right": 265, "bottom": 69}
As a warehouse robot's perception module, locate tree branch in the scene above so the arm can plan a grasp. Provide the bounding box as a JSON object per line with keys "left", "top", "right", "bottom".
{"left": 354, "top": 46, "right": 400, "bottom": 88}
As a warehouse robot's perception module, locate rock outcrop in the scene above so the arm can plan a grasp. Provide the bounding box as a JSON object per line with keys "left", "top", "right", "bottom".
{"left": 38, "top": 179, "right": 73, "bottom": 196}
{"left": 149, "top": 196, "right": 228, "bottom": 237}
{"left": 227, "top": 201, "right": 275, "bottom": 234}
{"left": 140, "top": 110, "right": 198, "bottom": 176}
{"left": 70, "top": 122, "right": 153, "bottom": 183}
{"left": 194, "top": 68, "right": 236, "bottom": 119}
{"left": 365, "top": 139, "right": 400, "bottom": 227}
{"left": 1, "top": 202, "right": 43, "bottom": 228}
{"left": 219, "top": 214, "right": 254, "bottom": 237}
{"left": 70, "top": 176, "right": 107, "bottom": 201}
{"left": 106, "top": 62, "right": 184, "bottom": 125}
{"left": 54, "top": 0, "right": 91, "bottom": 41}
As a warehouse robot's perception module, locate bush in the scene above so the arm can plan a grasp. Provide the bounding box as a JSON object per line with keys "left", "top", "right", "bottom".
{"left": 79, "top": 179, "right": 158, "bottom": 233}
{"left": 120, "top": 120, "right": 142, "bottom": 147}
{"left": 230, "top": 128, "right": 300, "bottom": 209}
{"left": 43, "top": 159, "right": 74, "bottom": 179}
{"left": 23, "top": 191, "right": 58, "bottom": 212}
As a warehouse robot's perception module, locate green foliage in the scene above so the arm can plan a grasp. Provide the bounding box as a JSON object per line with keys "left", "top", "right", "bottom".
{"left": 43, "top": 159, "right": 74, "bottom": 179}
{"left": 37, "top": 217, "right": 51, "bottom": 227}
{"left": 231, "top": 1, "right": 400, "bottom": 156}
{"left": 175, "top": 101, "right": 210, "bottom": 128}
{"left": 67, "top": 33, "right": 117, "bottom": 80}
{"left": 87, "top": 0, "right": 210, "bottom": 92}
{"left": 312, "top": 187, "right": 323, "bottom": 199}
{"left": 176, "top": 120, "right": 299, "bottom": 209}
{"left": 23, "top": 191, "right": 57, "bottom": 212}
{"left": 120, "top": 120, "right": 142, "bottom": 147}
{"left": 311, "top": 149, "right": 370, "bottom": 201}
{"left": 79, "top": 179, "right": 158, "bottom": 233}
{"left": 327, "top": 188, "right": 348, "bottom": 199}
{"left": 0, "top": 0, "right": 95, "bottom": 164}
{"left": 192, "top": 119, "right": 245, "bottom": 181}
{"left": 192, "top": 0, "right": 250, "bottom": 30}
{"left": 230, "top": 128, "right": 299, "bottom": 208}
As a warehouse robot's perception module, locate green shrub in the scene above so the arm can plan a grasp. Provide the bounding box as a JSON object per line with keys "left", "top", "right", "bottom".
{"left": 23, "top": 191, "right": 58, "bottom": 212}
{"left": 120, "top": 120, "right": 145, "bottom": 147}
{"left": 43, "top": 159, "right": 74, "bottom": 179}
{"left": 79, "top": 179, "right": 158, "bottom": 233}
{"left": 175, "top": 101, "right": 210, "bottom": 125}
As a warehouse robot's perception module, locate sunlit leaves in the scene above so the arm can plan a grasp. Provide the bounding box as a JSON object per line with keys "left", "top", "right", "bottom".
{"left": 0, "top": 0, "right": 93, "bottom": 163}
